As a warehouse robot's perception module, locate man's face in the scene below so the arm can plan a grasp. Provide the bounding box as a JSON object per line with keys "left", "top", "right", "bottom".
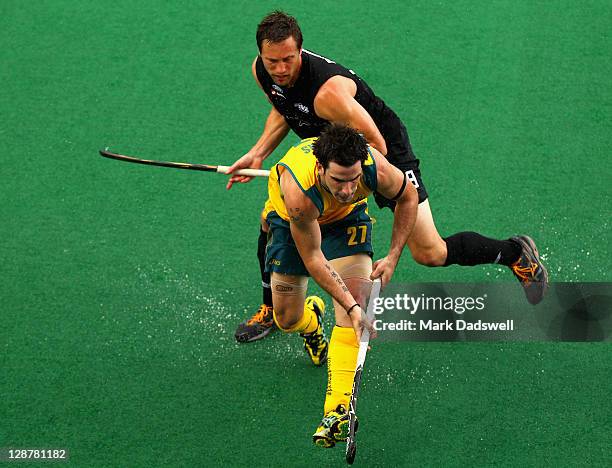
{"left": 259, "top": 36, "right": 302, "bottom": 87}
{"left": 318, "top": 161, "right": 363, "bottom": 204}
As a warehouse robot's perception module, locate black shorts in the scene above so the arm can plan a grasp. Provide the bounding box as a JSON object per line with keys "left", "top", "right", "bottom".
{"left": 374, "top": 121, "right": 428, "bottom": 210}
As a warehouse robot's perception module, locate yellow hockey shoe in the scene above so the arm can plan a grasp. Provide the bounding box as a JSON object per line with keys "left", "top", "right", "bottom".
{"left": 312, "top": 405, "right": 350, "bottom": 448}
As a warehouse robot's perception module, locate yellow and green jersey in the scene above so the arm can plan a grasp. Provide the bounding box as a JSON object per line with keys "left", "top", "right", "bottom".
{"left": 263, "top": 138, "right": 378, "bottom": 225}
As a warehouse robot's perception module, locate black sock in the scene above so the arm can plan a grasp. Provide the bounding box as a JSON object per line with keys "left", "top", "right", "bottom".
{"left": 443, "top": 232, "right": 522, "bottom": 267}
{"left": 257, "top": 228, "right": 273, "bottom": 307}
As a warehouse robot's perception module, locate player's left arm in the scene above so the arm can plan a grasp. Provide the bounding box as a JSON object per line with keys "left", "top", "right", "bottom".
{"left": 313, "top": 75, "right": 388, "bottom": 156}
{"left": 370, "top": 148, "right": 419, "bottom": 286}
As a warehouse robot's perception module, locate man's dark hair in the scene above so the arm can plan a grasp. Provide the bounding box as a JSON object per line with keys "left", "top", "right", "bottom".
{"left": 256, "top": 11, "right": 303, "bottom": 52}
{"left": 313, "top": 124, "right": 369, "bottom": 170}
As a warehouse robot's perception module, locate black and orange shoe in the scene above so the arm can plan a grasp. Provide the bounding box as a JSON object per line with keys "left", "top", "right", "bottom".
{"left": 313, "top": 405, "right": 350, "bottom": 448}
{"left": 300, "top": 296, "right": 328, "bottom": 366}
{"left": 510, "top": 235, "right": 549, "bottom": 305}
{"left": 234, "top": 304, "right": 275, "bottom": 343}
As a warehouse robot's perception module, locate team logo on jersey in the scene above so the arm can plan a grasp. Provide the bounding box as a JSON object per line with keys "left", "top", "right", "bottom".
{"left": 294, "top": 103, "right": 310, "bottom": 114}
{"left": 271, "top": 84, "right": 286, "bottom": 99}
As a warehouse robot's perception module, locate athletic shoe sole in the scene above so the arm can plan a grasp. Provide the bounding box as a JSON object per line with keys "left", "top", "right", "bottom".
{"left": 234, "top": 324, "right": 274, "bottom": 343}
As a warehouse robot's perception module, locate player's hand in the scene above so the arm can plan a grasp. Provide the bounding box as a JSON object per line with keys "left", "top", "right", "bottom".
{"left": 349, "top": 305, "right": 378, "bottom": 343}
{"left": 371, "top": 256, "right": 397, "bottom": 289}
{"left": 226, "top": 152, "right": 263, "bottom": 190}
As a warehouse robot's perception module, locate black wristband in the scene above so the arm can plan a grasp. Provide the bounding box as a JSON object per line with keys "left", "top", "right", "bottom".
{"left": 391, "top": 172, "right": 407, "bottom": 201}
{"left": 346, "top": 303, "right": 360, "bottom": 316}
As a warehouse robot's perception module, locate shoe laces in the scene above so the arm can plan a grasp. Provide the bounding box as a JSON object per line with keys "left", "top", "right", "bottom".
{"left": 247, "top": 304, "right": 272, "bottom": 325}
{"left": 511, "top": 262, "right": 538, "bottom": 283}
{"left": 321, "top": 413, "right": 339, "bottom": 428}
{"left": 321, "top": 406, "right": 346, "bottom": 428}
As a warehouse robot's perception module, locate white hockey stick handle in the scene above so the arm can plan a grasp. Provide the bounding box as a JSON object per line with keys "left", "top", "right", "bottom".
{"left": 216, "top": 166, "right": 271, "bottom": 178}
{"left": 356, "top": 278, "right": 382, "bottom": 363}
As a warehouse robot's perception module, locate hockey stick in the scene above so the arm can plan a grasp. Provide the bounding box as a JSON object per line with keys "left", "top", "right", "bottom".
{"left": 99, "top": 149, "right": 271, "bottom": 177}
{"left": 346, "top": 278, "right": 382, "bottom": 465}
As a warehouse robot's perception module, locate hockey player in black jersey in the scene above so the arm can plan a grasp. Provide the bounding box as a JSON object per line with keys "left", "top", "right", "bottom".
{"left": 229, "top": 11, "right": 548, "bottom": 345}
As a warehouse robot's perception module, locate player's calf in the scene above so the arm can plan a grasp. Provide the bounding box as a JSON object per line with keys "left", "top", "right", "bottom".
{"left": 272, "top": 295, "right": 329, "bottom": 366}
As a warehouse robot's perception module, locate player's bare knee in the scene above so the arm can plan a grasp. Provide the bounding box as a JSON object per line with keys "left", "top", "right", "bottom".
{"left": 273, "top": 308, "right": 301, "bottom": 331}
{"left": 342, "top": 279, "right": 368, "bottom": 305}
{"left": 350, "top": 288, "right": 368, "bottom": 311}
{"left": 410, "top": 246, "right": 446, "bottom": 267}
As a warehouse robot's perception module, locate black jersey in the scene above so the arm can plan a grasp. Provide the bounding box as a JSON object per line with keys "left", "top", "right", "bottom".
{"left": 255, "top": 49, "right": 413, "bottom": 164}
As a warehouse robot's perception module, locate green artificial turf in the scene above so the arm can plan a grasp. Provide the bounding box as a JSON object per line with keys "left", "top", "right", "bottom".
{"left": 1, "top": 1, "right": 610, "bottom": 466}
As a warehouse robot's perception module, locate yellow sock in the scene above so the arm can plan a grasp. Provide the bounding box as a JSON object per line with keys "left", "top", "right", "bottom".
{"left": 324, "top": 326, "right": 358, "bottom": 414}
{"left": 273, "top": 302, "right": 318, "bottom": 334}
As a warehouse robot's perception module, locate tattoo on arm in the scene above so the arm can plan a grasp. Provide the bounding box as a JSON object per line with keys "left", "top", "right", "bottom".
{"left": 288, "top": 207, "right": 304, "bottom": 223}
{"left": 324, "top": 263, "right": 349, "bottom": 292}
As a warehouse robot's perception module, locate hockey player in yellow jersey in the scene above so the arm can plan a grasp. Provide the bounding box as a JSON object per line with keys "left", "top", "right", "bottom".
{"left": 262, "top": 124, "right": 418, "bottom": 447}
{"left": 263, "top": 136, "right": 377, "bottom": 226}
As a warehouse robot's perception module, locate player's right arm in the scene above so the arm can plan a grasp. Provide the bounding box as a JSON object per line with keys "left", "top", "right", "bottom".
{"left": 281, "top": 172, "right": 367, "bottom": 339}
{"left": 313, "top": 76, "right": 388, "bottom": 156}
{"left": 369, "top": 148, "right": 418, "bottom": 286}
{"left": 226, "top": 58, "right": 290, "bottom": 189}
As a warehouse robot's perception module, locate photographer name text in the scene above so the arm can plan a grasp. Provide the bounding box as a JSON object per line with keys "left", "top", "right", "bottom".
{"left": 373, "top": 319, "right": 514, "bottom": 332}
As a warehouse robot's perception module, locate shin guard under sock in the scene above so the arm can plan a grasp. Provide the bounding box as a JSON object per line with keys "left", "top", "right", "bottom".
{"left": 257, "top": 228, "right": 273, "bottom": 307}
{"left": 443, "top": 231, "right": 521, "bottom": 267}
{"left": 324, "top": 326, "right": 359, "bottom": 414}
